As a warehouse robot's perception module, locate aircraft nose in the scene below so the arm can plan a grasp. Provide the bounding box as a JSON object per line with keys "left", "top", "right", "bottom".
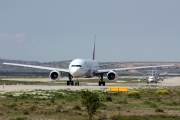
{"left": 70, "top": 68, "right": 81, "bottom": 76}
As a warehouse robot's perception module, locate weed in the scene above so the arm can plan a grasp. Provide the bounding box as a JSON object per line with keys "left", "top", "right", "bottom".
{"left": 106, "top": 96, "right": 113, "bottom": 102}
{"left": 165, "top": 101, "right": 178, "bottom": 106}
{"left": 98, "top": 116, "right": 107, "bottom": 120}
{"left": 156, "top": 97, "right": 162, "bottom": 102}
{"left": 46, "top": 102, "right": 51, "bottom": 106}
{"left": 99, "top": 102, "right": 107, "bottom": 107}
{"left": 117, "top": 100, "right": 128, "bottom": 104}
{"left": 156, "top": 90, "right": 170, "bottom": 95}
{"left": 23, "top": 110, "right": 29, "bottom": 115}
{"left": 51, "top": 98, "right": 55, "bottom": 103}
{"left": 34, "top": 101, "right": 39, "bottom": 104}
{"left": 128, "top": 90, "right": 141, "bottom": 99}
{"left": 30, "top": 105, "right": 37, "bottom": 111}
{"left": 73, "top": 105, "right": 81, "bottom": 110}
{"left": 14, "top": 117, "right": 27, "bottom": 120}
{"left": 9, "top": 103, "right": 18, "bottom": 108}
{"left": 144, "top": 101, "right": 157, "bottom": 108}
{"left": 54, "top": 104, "right": 62, "bottom": 112}
{"left": 155, "top": 108, "right": 164, "bottom": 113}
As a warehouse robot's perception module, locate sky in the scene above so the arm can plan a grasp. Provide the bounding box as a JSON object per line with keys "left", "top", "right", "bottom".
{"left": 0, "top": 0, "right": 180, "bottom": 62}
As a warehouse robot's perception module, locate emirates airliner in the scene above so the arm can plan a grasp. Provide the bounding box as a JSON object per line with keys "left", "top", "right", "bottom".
{"left": 3, "top": 36, "right": 173, "bottom": 86}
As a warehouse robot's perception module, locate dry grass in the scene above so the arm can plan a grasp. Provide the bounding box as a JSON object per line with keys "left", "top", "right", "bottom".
{"left": 0, "top": 87, "right": 179, "bottom": 120}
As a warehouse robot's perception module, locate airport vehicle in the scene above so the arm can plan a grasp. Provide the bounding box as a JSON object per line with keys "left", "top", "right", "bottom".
{"left": 3, "top": 37, "right": 174, "bottom": 86}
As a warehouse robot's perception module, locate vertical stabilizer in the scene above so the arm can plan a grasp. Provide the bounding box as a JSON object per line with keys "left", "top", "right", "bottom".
{"left": 152, "top": 70, "right": 154, "bottom": 76}
{"left": 93, "top": 34, "right": 96, "bottom": 60}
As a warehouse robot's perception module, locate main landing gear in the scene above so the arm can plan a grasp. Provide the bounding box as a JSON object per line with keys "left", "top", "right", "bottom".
{"left": 67, "top": 74, "right": 79, "bottom": 86}
{"left": 67, "top": 73, "right": 106, "bottom": 86}
{"left": 67, "top": 73, "right": 74, "bottom": 86}
{"left": 98, "top": 73, "right": 105, "bottom": 86}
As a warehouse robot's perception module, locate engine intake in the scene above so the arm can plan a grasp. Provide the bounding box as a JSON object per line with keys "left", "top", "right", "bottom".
{"left": 107, "top": 71, "right": 118, "bottom": 81}
{"left": 49, "top": 71, "right": 60, "bottom": 80}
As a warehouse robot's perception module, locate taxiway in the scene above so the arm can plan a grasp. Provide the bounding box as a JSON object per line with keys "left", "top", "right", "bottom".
{"left": 0, "top": 77, "right": 179, "bottom": 91}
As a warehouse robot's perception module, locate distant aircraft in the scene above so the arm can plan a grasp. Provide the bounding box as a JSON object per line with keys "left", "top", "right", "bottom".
{"left": 147, "top": 70, "right": 157, "bottom": 84}
{"left": 3, "top": 36, "right": 174, "bottom": 86}
{"left": 147, "top": 70, "right": 164, "bottom": 84}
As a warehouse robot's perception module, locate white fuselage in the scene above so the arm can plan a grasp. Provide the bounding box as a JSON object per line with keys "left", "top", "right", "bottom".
{"left": 69, "top": 59, "right": 100, "bottom": 77}
{"left": 148, "top": 76, "right": 155, "bottom": 82}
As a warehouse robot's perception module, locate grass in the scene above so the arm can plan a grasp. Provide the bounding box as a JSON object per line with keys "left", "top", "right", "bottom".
{"left": 0, "top": 87, "right": 179, "bottom": 119}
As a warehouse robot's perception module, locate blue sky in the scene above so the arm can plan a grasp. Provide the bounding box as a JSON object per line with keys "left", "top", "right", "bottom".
{"left": 0, "top": 0, "right": 180, "bottom": 62}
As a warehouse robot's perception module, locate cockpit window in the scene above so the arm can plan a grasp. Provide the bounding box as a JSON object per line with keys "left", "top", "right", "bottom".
{"left": 71, "top": 65, "right": 82, "bottom": 67}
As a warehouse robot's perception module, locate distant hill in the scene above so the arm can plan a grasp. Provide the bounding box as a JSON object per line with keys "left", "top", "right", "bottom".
{"left": 0, "top": 58, "right": 179, "bottom": 76}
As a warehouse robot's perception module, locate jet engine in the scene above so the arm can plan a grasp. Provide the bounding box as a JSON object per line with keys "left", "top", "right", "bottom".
{"left": 49, "top": 71, "right": 60, "bottom": 80}
{"left": 107, "top": 71, "right": 118, "bottom": 81}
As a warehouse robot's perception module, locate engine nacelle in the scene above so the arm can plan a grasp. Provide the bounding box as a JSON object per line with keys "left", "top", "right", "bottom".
{"left": 49, "top": 71, "right": 60, "bottom": 80}
{"left": 107, "top": 71, "right": 118, "bottom": 81}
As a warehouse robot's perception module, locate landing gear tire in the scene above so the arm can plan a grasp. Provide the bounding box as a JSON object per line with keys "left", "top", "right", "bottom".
{"left": 67, "top": 81, "right": 70, "bottom": 85}
{"left": 75, "top": 81, "right": 79, "bottom": 86}
{"left": 67, "top": 81, "right": 74, "bottom": 86}
{"left": 98, "top": 73, "right": 106, "bottom": 86}
{"left": 99, "top": 81, "right": 105, "bottom": 86}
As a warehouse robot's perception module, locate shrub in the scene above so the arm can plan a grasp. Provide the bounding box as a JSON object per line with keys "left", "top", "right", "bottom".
{"left": 117, "top": 100, "right": 128, "bottom": 104}
{"left": 54, "top": 104, "right": 62, "bottom": 112}
{"left": 14, "top": 117, "right": 27, "bottom": 120}
{"left": 165, "top": 101, "right": 178, "bottom": 106}
{"left": 34, "top": 101, "right": 39, "bottom": 104}
{"left": 81, "top": 90, "right": 100, "bottom": 120}
{"left": 99, "top": 102, "right": 107, "bottom": 107}
{"left": 106, "top": 96, "right": 113, "bottom": 102}
{"left": 144, "top": 101, "right": 157, "bottom": 108}
{"left": 51, "top": 98, "right": 55, "bottom": 103}
{"left": 23, "top": 110, "right": 29, "bottom": 115}
{"left": 46, "top": 103, "right": 51, "bottom": 106}
{"left": 128, "top": 90, "right": 141, "bottom": 99}
{"left": 155, "top": 108, "right": 164, "bottom": 113}
{"left": 73, "top": 105, "right": 81, "bottom": 110}
{"left": 9, "top": 103, "right": 17, "bottom": 108}
{"left": 30, "top": 105, "right": 37, "bottom": 111}
{"left": 156, "top": 90, "right": 170, "bottom": 95}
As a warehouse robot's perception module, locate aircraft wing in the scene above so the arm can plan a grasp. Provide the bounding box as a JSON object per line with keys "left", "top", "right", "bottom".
{"left": 95, "top": 64, "right": 174, "bottom": 74}
{"left": 3, "top": 62, "right": 69, "bottom": 73}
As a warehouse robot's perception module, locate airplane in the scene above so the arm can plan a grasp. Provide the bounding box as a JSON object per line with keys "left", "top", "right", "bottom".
{"left": 147, "top": 70, "right": 157, "bottom": 84}
{"left": 3, "top": 36, "right": 174, "bottom": 86}
{"left": 147, "top": 70, "right": 164, "bottom": 84}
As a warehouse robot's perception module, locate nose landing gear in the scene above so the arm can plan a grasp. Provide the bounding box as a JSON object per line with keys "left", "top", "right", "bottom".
{"left": 67, "top": 74, "right": 80, "bottom": 86}
{"left": 67, "top": 73, "right": 74, "bottom": 86}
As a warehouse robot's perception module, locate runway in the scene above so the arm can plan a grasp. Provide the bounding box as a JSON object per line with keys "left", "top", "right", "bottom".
{"left": 0, "top": 77, "right": 180, "bottom": 91}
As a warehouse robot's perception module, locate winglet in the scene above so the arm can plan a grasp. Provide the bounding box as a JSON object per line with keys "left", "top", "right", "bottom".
{"left": 93, "top": 34, "right": 96, "bottom": 60}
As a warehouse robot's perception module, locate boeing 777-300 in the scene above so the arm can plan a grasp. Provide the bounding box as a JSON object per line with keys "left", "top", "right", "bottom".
{"left": 3, "top": 36, "right": 174, "bottom": 86}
